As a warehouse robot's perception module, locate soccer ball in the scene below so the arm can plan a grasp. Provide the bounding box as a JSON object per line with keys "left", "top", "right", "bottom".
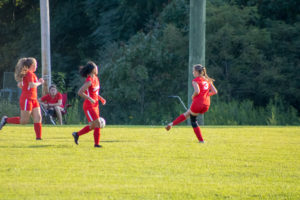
{"left": 99, "top": 117, "right": 106, "bottom": 128}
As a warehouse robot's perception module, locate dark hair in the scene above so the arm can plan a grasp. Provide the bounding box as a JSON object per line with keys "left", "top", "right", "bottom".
{"left": 79, "top": 61, "right": 97, "bottom": 77}
{"left": 49, "top": 84, "right": 57, "bottom": 90}
{"left": 193, "top": 64, "right": 215, "bottom": 82}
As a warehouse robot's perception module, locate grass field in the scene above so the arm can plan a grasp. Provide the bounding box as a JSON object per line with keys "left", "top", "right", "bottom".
{"left": 0, "top": 125, "right": 299, "bottom": 200}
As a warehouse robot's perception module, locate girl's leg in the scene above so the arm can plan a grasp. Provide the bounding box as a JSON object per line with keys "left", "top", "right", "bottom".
{"left": 54, "top": 106, "right": 63, "bottom": 125}
{"left": 32, "top": 107, "right": 42, "bottom": 139}
{"left": 0, "top": 110, "right": 31, "bottom": 130}
{"left": 6, "top": 117, "right": 20, "bottom": 124}
{"left": 72, "top": 119, "right": 101, "bottom": 146}
{"left": 90, "top": 119, "right": 101, "bottom": 147}
{"left": 190, "top": 114, "right": 204, "bottom": 142}
{"left": 165, "top": 110, "right": 191, "bottom": 131}
{"left": 20, "top": 110, "right": 31, "bottom": 125}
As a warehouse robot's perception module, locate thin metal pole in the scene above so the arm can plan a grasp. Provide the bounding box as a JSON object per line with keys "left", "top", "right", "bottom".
{"left": 188, "top": 0, "right": 206, "bottom": 125}
{"left": 40, "top": 0, "right": 51, "bottom": 95}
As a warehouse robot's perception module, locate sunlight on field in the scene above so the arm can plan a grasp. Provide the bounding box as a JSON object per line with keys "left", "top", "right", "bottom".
{"left": 0, "top": 125, "right": 299, "bottom": 200}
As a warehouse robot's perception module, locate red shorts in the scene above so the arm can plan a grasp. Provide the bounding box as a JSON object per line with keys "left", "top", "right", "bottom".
{"left": 190, "top": 102, "right": 210, "bottom": 114}
{"left": 20, "top": 97, "right": 40, "bottom": 111}
{"left": 83, "top": 107, "right": 99, "bottom": 122}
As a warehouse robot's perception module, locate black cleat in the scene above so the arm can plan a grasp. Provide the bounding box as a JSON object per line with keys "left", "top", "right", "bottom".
{"left": 36, "top": 138, "right": 42, "bottom": 140}
{"left": 72, "top": 132, "right": 79, "bottom": 145}
{"left": 94, "top": 144, "right": 102, "bottom": 148}
{"left": 0, "top": 116, "right": 8, "bottom": 130}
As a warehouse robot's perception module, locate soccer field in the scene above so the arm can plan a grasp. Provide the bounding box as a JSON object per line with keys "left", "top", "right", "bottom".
{"left": 0, "top": 125, "right": 299, "bottom": 200}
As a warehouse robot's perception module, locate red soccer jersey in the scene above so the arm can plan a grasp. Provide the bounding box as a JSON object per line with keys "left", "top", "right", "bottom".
{"left": 41, "top": 92, "right": 63, "bottom": 108}
{"left": 83, "top": 75, "right": 100, "bottom": 108}
{"left": 20, "top": 71, "right": 38, "bottom": 100}
{"left": 192, "top": 77, "right": 211, "bottom": 106}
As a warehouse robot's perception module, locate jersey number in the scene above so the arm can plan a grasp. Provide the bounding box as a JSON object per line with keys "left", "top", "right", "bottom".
{"left": 203, "top": 82, "right": 209, "bottom": 90}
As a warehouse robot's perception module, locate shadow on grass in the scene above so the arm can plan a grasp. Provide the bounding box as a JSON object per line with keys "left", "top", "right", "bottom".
{"left": 101, "top": 140, "right": 135, "bottom": 143}
{"left": 0, "top": 145, "right": 69, "bottom": 148}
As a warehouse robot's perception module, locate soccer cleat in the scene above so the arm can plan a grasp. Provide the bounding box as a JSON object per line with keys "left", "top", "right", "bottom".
{"left": 0, "top": 116, "right": 8, "bottom": 130}
{"left": 72, "top": 132, "right": 79, "bottom": 145}
{"left": 94, "top": 144, "right": 102, "bottom": 148}
{"left": 165, "top": 124, "right": 172, "bottom": 131}
{"left": 36, "top": 138, "right": 42, "bottom": 140}
{"left": 199, "top": 141, "right": 205, "bottom": 143}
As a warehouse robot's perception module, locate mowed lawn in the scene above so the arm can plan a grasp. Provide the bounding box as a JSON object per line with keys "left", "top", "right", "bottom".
{"left": 0, "top": 125, "right": 299, "bottom": 200}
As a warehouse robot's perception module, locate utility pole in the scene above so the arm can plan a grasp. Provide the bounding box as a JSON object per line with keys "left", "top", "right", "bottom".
{"left": 40, "top": 0, "right": 51, "bottom": 95}
{"left": 188, "top": 0, "right": 206, "bottom": 125}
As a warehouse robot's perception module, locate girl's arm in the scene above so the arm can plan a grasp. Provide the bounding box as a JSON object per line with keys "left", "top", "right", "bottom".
{"left": 208, "top": 82, "right": 218, "bottom": 96}
{"left": 29, "top": 78, "right": 44, "bottom": 88}
{"left": 98, "top": 95, "right": 106, "bottom": 105}
{"left": 48, "top": 99, "right": 63, "bottom": 107}
{"left": 78, "top": 81, "right": 95, "bottom": 103}
{"left": 38, "top": 98, "right": 48, "bottom": 107}
{"left": 191, "top": 81, "right": 200, "bottom": 99}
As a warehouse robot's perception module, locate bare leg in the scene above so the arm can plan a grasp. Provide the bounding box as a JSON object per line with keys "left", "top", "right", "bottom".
{"left": 89, "top": 118, "right": 101, "bottom": 129}
{"left": 55, "top": 106, "right": 63, "bottom": 125}
{"left": 20, "top": 110, "right": 31, "bottom": 125}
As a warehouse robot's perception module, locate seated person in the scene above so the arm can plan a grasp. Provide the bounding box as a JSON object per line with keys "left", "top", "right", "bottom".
{"left": 39, "top": 85, "right": 64, "bottom": 125}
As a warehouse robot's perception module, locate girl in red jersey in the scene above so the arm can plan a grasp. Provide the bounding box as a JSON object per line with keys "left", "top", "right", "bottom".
{"left": 40, "top": 85, "right": 64, "bottom": 125}
{"left": 0, "top": 57, "right": 44, "bottom": 140}
{"left": 165, "top": 64, "right": 218, "bottom": 143}
{"left": 72, "top": 61, "right": 106, "bottom": 148}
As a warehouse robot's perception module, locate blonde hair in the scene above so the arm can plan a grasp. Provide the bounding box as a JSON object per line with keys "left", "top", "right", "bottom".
{"left": 14, "top": 57, "right": 36, "bottom": 82}
{"left": 193, "top": 64, "right": 215, "bottom": 82}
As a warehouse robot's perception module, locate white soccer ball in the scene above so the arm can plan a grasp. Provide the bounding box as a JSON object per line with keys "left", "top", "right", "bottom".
{"left": 99, "top": 117, "right": 106, "bottom": 128}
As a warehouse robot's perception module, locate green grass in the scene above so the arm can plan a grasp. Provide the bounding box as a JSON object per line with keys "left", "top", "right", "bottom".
{"left": 0, "top": 125, "right": 299, "bottom": 200}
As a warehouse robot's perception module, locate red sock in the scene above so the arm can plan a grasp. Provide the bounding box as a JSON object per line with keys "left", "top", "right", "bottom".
{"left": 172, "top": 114, "right": 186, "bottom": 126}
{"left": 34, "top": 123, "right": 42, "bottom": 139}
{"left": 94, "top": 128, "right": 100, "bottom": 145}
{"left": 193, "top": 127, "right": 204, "bottom": 142}
{"left": 78, "top": 125, "right": 91, "bottom": 136}
{"left": 7, "top": 117, "right": 20, "bottom": 124}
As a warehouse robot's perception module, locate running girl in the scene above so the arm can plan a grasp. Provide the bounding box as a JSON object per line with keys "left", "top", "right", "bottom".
{"left": 0, "top": 57, "right": 44, "bottom": 140}
{"left": 72, "top": 61, "right": 106, "bottom": 148}
{"left": 165, "top": 64, "right": 218, "bottom": 143}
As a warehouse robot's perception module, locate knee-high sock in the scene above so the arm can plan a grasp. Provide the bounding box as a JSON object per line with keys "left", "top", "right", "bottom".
{"left": 7, "top": 117, "right": 20, "bottom": 124}
{"left": 34, "top": 123, "right": 42, "bottom": 139}
{"left": 172, "top": 114, "right": 186, "bottom": 126}
{"left": 93, "top": 128, "right": 100, "bottom": 145}
{"left": 193, "top": 127, "right": 204, "bottom": 142}
{"left": 78, "top": 125, "right": 91, "bottom": 136}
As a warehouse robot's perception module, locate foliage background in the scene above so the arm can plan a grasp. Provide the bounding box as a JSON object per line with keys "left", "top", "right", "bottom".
{"left": 0, "top": 0, "right": 299, "bottom": 125}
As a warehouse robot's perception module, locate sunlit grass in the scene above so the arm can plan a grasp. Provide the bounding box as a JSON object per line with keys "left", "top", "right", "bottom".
{"left": 0, "top": 125, "right": 299, "bottom": 199}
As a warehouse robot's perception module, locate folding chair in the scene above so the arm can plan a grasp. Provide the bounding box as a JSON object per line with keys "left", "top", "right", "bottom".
{"left": 41, "top": 93, "right": 71, "bottom": 125}
{"left": 41, "top": 104, "right": 56, "bottom": 125}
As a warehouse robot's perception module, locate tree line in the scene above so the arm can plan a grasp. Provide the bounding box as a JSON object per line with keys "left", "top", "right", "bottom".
{"left": 0, "top": 0, "right": 299, "bottom": 124}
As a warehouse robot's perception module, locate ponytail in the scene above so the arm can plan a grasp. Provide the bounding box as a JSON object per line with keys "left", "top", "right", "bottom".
{"left": 193, "top": 64, "right": 214, "bottom": 82}
{"left": 79, "top": 61, "right": 97, "bottom": 77}
{"left": 202, "top": 67, "right": 215, "bottom": 82}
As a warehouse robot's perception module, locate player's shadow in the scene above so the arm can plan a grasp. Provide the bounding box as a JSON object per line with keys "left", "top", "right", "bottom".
{"left": 27, "top": 145, "right": 55, "bottom": 148}
{"left": 101, "top": 140, "right": 135, "bottom": 143}
{"left": 28, "top": 144, "right": 70, "bottom": 148}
